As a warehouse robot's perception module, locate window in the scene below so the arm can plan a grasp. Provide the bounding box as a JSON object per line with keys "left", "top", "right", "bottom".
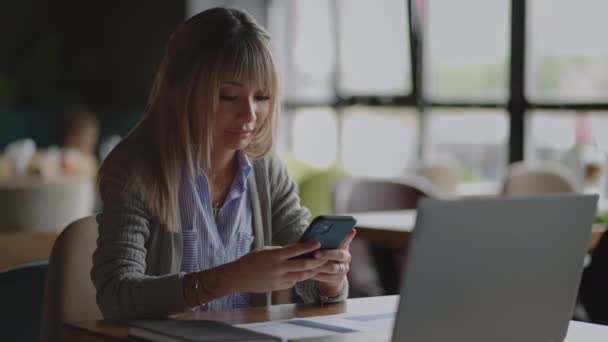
{"left": 527, "top": 0, "right": 608, "bottom": 102}
{"left": 341, "top": 107, "right": 418, "bottom": 177}
{"left": 526, "top": 111, "right": 608, "bottom": 194}
{"left": 337, "top": 0, "right": 411, "bottom": 96}
{"left": 291, "top": 107, "right": 339, "bottom": 168}
{"left": 427, "top": 0, "right": 510, "bottom": 102}
{"left": 526, "top": 111, "right": 608, "bottom": 164}
{"left": 525, "top": 111, "right": 577, "bottom": 161}
{"left": 424, "top": 109, "right": 509, "bottom": 182}
{"left": 286, "top": 0, "right": 336, "bottom": 103}
{"left": 270, "top": 0, "right": 608, "bottom": 185}
{"left": 270, "top": 0, "right": 415, "bottom": 178}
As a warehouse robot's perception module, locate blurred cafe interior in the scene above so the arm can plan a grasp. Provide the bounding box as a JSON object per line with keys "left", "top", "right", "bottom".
{"left": 3, "top": 0, "right": 608, "bottom": 341}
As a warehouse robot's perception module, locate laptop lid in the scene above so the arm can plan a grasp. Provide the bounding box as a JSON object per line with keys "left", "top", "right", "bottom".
{"left": 392, "top": 194, "right": 598, "bottom": 342}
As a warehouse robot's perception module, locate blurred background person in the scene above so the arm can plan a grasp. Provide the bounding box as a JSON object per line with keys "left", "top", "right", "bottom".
{"left": 60, "top": 108, "right": 99, "bottom": 178}
{"left": 62, "top": 108, "right": 99, "bottom": 156}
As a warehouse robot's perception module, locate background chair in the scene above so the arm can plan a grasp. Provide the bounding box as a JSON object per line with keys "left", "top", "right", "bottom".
{"left": 40, "top": 216, "right": 101, "bottom": 342}
{"left": 0, "top": 232, "right": 57, "bottom": 270}
{"left": 0, "top": 177, "right": 95, "bottom": 233}
{"left": 298, "top": 166, "right": 348, "bottom": 219}
{"left": 333, "top": 176, "right": 438, "bottom": 296}
{"left": 333, "top": 175, "right": 438, "bottom": 214}
{"left": 0, "top": 261, "right": 48, "bottom": 342}
{"left": 502, "top": 161, "right": 580, "bottom": 196}
{"left": 504, "top": 161, "right": 594, "bottom": 321}
{"left": 415, "top": 161, "right": 462, "bottom": 197}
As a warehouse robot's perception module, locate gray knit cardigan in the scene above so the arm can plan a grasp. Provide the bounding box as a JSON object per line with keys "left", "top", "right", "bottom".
{"left": 91, "top": 145, "right": 348, "bottom": 320}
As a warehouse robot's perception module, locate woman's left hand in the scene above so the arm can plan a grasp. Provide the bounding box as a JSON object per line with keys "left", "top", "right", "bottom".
{"left": 312, "top": 229, "right": 357, "bottom": 296}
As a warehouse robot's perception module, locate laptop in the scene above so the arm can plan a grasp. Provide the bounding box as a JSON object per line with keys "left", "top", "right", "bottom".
{"left": 299, "top": 194, "right": 598, "bottom": 342}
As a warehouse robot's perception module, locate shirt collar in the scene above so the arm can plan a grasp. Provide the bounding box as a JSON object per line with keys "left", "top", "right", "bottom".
{"left": 235, "top": 150, "right": 252, "bottom": 192}
{"left": 196, "top": 150, "right": 251, "bottom": 190}
{"left": 236, "top": 150, "right": 252, "bottom": 179}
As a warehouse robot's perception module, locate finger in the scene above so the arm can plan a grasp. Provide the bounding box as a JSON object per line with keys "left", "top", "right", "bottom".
{"left": 338, "top": 229, "right": 357, "bottom": 249}
{"left": 313, "top": 263, "right": 336, "bottom": 274}
{"left": 315, "top": 262, "right": 349, "bottom": 275}
{"left": 314, "top": 249, "right": 351, "bottom": 262}
{"left": 278, "top": 241, "right": 321, "bottom": 260}
{"left": 312, "top": 273, "right": 345, "bottom": 284}
{"left": 283, "top": 270, "right": 318, "bottom": 283}
{"left": 282, "top": 258, "right": 327, "bottom": 272}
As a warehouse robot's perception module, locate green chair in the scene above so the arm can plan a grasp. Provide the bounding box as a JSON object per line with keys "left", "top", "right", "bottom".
{"left": 284, "top": 153, "right": 321, "bottom": 186}
{"left": 298, "top": 166, "right": 348, "bottom": 219}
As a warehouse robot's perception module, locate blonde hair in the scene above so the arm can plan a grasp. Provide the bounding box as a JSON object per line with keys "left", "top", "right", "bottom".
{"left": 98, "top": 7, "right": 280, "bottom": 231}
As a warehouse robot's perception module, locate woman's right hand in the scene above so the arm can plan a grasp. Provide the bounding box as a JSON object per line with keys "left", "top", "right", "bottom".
{"left": 222, "top": 241, "right": 327, "bottom": 293}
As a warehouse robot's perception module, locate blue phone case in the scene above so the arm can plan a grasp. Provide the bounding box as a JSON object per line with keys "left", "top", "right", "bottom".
{"left": 295, "top": 215, "right": 357, "bottom": 258}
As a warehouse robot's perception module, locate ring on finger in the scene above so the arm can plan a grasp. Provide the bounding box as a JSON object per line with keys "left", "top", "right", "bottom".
{"left": 337, "top": 262, "right": 344, "bottom": 274}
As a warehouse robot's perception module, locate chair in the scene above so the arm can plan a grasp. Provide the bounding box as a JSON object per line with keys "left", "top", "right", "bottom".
{"left": 0, "top": 232, "right": 57, "bottom": 270}
{"left": 0, "top": 177, "right": 95, "bottom": 233}
{"left": 298, "top": 166, "right": 348, "bottom": 219}
{"left": 333, "top": 176, "right": 437, "bottom": 296}
{"left": 415, "top": 161, "right": 462, "bottom": 197}
{"left": 502, "top": 161, "right": 580, "bottom": 196}
{"left": 333, "top": 175, "right": 438, "bottom": 214}
{"left": 0, "top": 261, "right": 48, "bottom": 342}
{"left": 40, "top": 216, "right": 101, "bottom": 342}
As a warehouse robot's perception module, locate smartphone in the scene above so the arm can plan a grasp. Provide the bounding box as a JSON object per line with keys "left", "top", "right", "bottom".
{"left": 293, "top": 215, "right": 357, "bottom": 259}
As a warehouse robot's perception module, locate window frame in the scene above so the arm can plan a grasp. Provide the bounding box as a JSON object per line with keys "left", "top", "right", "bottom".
{"left": 272, "top": 0, "right": 608, "bottom": 172}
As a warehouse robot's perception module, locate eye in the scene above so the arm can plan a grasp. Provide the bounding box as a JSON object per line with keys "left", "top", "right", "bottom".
{"left": 255, "top": 95, "right": 271, "bottom": 101}
{"left": 220, "top": 94, "right": 238, "bottom": 101}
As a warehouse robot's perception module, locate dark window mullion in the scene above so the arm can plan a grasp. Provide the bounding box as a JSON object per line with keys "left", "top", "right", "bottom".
{"left": 408, "top": 0, "right": 422, "bottom": 102}
{"left": 283, "top": 0, "right": 296, "bottom": 150}
{"left": 329, "top": 0, "right": 344, "bottom": 164}
{"left": 508, "top": 0, "right": 527, "bottom": 163}
{"left": 338, "top": 95, "right": 417, "bottom": 106}
{"left": 283, "top": 102, "right": 339, "bottom": 110}
{"left": 429, "top": 102, "right": 506, "bottom": 109}
{"left": 528, "top": 103, "right": 608, "bottom": 111}
{"left": 409, "top": 0, "right": 426, "bottom": 158}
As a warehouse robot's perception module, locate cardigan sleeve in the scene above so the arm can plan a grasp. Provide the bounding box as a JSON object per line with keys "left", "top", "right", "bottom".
{"left": 90, "top": 170, "right": 190, "bottom": 320}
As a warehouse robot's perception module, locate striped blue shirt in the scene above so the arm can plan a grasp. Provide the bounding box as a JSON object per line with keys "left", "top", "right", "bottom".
{"left": 179, "top": 151, "right": 254, "bottom": 311}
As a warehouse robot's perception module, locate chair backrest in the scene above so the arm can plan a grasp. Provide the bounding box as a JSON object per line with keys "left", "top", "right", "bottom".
{"left": 333, "top": 176, "right": 437, "bottom": 213}
{"left": 0, "top": 232, "right": 57, "bottom": 271}
{"left": 0, "top": 177, "right": 95, "bottom": 233}
{"left": 503, "top": 161, "right": 580, "bottom": 196}
{"left": 415, "top": 162, "right": 462, "bottom": 197}
{"left": 298, "top": 166, "right": 348, "bottom": 218}
{"left": 40, "top": 216, "right": 101, "bottom": 342}
{"left": 0, "top": 261, "right": 48, "bottom": 342}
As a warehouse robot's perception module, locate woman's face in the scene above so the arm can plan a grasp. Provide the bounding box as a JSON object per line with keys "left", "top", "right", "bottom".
{"left": 212, "top": 80, "right": 271, "bottom": 152}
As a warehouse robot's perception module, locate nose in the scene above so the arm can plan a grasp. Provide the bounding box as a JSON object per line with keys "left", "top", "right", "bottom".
{"left": 240, "top": 97, "right": 257, "bottom": 123}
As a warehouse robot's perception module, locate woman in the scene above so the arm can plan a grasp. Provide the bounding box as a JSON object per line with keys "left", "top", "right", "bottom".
{"left": 91, "top": 7, "right": 354, "bottom": 320}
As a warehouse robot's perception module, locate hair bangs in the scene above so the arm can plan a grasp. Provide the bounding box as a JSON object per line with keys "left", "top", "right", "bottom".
{"left": 218, "top": 33, "right": 277, "bottom": 95}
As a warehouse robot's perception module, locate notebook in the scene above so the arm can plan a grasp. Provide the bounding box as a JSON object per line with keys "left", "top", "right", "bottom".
{"left": 128, "top": 319, "right": 281, "bottom": 342}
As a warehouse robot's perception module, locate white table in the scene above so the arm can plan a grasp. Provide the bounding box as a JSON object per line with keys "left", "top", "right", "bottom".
{"left": 566, "top": 321, "right": 608, "bottom": 341}
{"left": 64, "top": 295, "right": 608, "bottom": 341}
{"left": 351, "top": 209, "right": 606, "bottom": 251}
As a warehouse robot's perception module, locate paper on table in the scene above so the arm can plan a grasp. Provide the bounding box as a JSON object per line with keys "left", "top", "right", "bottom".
{"left": 565, "top": 321, "right": 608, "bottom": 342}
{"left": 236, "top": 312, "right": 396, "bottom": 341}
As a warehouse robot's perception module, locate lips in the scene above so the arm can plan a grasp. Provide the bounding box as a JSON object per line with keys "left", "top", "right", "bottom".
{"left": 227, "top": 129, "right": 253, "bottom": 134}
{"left": 226, "top": 129, "right": 253, "bottom": 137}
